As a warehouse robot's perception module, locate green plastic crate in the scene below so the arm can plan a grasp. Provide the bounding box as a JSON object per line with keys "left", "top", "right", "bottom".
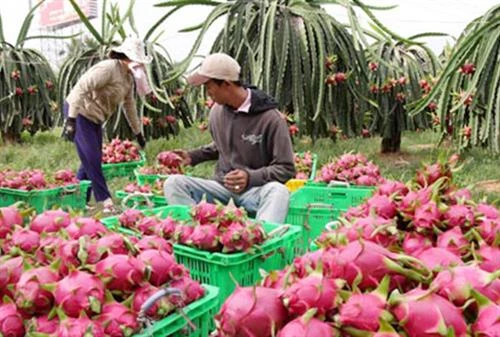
{"left": 115, "top": 190, "right": 168, "bottom": 210}
{"left": 0, "top": 180, "right": 91, "bottom": 213}
{"left": 102, "top": 205, "right": 303, "bottom": 302}
{"left": 285, "top": 184, "right": 374, "bottom": 249}
{"left": 134, "top": 168, "right": 169, "bottom": 186}
{"left": 102, "top": 152, "right": 146, "bottom": 180}
{"left": 133, "top": 284, "right": 219, "bottom": 337}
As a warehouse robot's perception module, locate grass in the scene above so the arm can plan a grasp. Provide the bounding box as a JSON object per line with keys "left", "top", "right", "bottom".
{"left": 0, "top": 127, "right": 499, "bottom": 207}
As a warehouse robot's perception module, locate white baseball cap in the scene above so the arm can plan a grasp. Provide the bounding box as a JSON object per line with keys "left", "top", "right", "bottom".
{"left": 187, "top": 53, "right": 241, "bottom": 86}
{"left": 111, "top": 37, "right": 152, "bottom": 64}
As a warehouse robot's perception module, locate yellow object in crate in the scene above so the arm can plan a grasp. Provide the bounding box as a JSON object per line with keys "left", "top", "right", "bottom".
{"left": 286, "top": 179, "right": 307, "bottom": 192}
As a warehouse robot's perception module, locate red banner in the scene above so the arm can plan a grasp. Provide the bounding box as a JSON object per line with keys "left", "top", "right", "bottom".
{"left": 38, "top": 0, "right": 98, "bottom": 29}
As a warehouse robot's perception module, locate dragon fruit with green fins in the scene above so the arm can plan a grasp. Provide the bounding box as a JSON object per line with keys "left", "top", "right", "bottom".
{"left": 0, "top": 206, "right": 23, "bottom": 239}
{"left": 430, "top": 265, "right": 500, "bottom": 305}
{"left": 217, "top": 199, "right": 247, "bottom": 228}
{"left": 443, "top": 204, "right": 475, "bottom": 228}
{"left": 471, "top": 291, "right": 500, "bottom": 337}
{"left": 65, "top": 217, "right": 108, "bottom": 239}
{"left": 372, "top": 320, "right": 403, "bottom": 337}
{"left": 276, "top": 308, "right": 337, "bottom": 337}
{"left": 411, "top": 201, "right": 441, "bottom": 230}
{"left": 261, "top": 268, "right": 298, "bottom": 290}
{"left": 135, "top": 235, "right": 172, "bottom": 253}
{"left": 136, "top": 216, "right": 159, "bottom": 235}
{"left": 169, "top": 277, "right": 205, "bottom": 304}
{"left": 5, "top": 227, "right": 40, "bottom": 254}
{"left": 0, "top": 256, "right": 24, "bottom": 297}
{"left": 173, "top": 225, "right": 194, "bottom": 244}
{"left": 35, "top": 236, "right": 64, "bottom": 265}
{"left": 366, "top": 195, "right": 398, "bottom": 219}
{"left": 214, "top": 286, "right": 288, "bottom": 337}
{"left": 15, "top": 266, "right": 60, "bottom": 315}
{"left": 95, "top": 254, "right": 145, "bottom": 293}
{"left": 58, "top": 238, "right": 103, "bottom": 275}
{"left": 192, "top": 200, "right": 219, "bottom": 225}
{"left": 96, "top": 233, "right": 131, "bottom": 255}
{"left": 375, "top": 180, "right": 409, "bottom": 198}
{"left": 389, "top": 288, "right": 468, "bottom": 337}
{"left": 187, "top": 223, "right": 220, "bottom": 250}
{"left": 26, "top": 314, "right": 59, "bottom": 334}
{"left": 281, "top": 266, "right": 339, "bottom": 317}
{"left": 156, "top": 216, "right": 179, "bottom": 239}
{"left": 476, "top": 217, "right": 499, "bottom": 245}
{"left": 436, "top": 227, "right": 469, "bottom": 255}
{"left": 476, "top": 244, "right": 500, "bottom": 273}
{"left": 30, "top": 209, "right": 71, "bottom": 233}
{"left": 57, "top": 317, "right": 105, "bottom": 337}
{"left": 137, "top": 249, "right": 179, "bottom": 287}
{"left": 54, "top": 270, "right": 105, "bottom": 317}
{"left": 119, "top": 209, "right": 144, "bottom": 228}
{"left": 0, "top": 303, "right": 25, "bottom": 337}
{"left": 401, "top": 232, "right": 432, "bottom": 255}
{"left": 97, "top": 302, "right": 139, "bottom": 337}
{"left": 338, "top": 276, "right": 391, "bottom": 333}
{"left": 476, "top": 203, "right": 499, "bottom": 220}
{"left": 412, "top": 247, "right": 463, "bottom": 271}
{"left": 131, "top": 284, "right": 175, "bottom": 319}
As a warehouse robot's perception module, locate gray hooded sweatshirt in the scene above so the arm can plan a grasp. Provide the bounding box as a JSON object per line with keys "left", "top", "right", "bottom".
{"left": 188, "top": 88, "right": 296, "bottom": 190}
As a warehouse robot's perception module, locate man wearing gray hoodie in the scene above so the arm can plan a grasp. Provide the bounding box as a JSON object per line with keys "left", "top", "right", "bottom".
{"left": 164, "top": 53, "right": 295, "bottom": 223}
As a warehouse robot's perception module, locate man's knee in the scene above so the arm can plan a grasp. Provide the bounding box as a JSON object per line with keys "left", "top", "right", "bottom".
{"left": 164, "top": 174, "right": 189, "bottom": 190}
{"left": 261, "top": 182, "right": 290, "bottom": 199}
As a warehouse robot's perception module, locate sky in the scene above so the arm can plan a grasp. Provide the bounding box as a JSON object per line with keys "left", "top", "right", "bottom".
{"left": 0, "top": 0, "right": 497, "bottom": 68}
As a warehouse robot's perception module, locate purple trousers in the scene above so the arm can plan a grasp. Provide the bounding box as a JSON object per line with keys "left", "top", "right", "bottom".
{"left": 64, "top": 102, "right": 111, "bottom": 203}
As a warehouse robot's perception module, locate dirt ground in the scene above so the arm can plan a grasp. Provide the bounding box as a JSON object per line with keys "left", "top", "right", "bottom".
{"left": 475, "top": 180, "right": 500, "bottom": 193}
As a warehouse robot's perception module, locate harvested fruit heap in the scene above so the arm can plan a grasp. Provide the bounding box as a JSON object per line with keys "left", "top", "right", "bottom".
{"left": 118, "top": 201, "right": 267, "bottom": 253}
{"left": 316, "top": 152, "right": 384, "bottom": 186}
{"left": 211, "top": 158, "right": 500, "bottom": 337}
{"left": 294, "top": 152, "right": 314, "bottom": 180}
{"left": 0, "top": 207, "right": 204, "bottom": 337}
{"left": 102, "top": 138, "right": 141, "bottom": 164}
{"left": 123, "top": 181, "right": 164, "bottom": 195}
{"left": 0, "top": 169, "right": 79, "bottom": 190}
{"left": 138, "top": 151, "right": 184, "bottom": 175}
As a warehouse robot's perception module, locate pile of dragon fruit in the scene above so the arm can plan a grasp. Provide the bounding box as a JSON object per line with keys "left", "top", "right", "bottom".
{"left": 118, "top": 201, "right": 267, "bottom": 253}
{"left": 316, "top": 152, "right": 384, "bottom": 186}
{"left": 0, "top": 169, "right": 79, "bottom": 190}
{"left": 138, "top": 151, "right": 184, "bottom": 175}
{"left": 211, "top": 159, "right": 499, "bottom": 337}
{"left": 102, "top": 138, "right": 141, "bottom": 164}
{"left": 123, "top": 181, "right": 164, "bottom": 195}
{"left": 294, "top": 152, "right": 314, "bottom": 180}
{"left": 0, "top": 206, "right": 204, "bottom": 337}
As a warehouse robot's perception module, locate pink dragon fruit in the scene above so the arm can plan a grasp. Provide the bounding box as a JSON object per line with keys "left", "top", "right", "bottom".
{"left": 281, "top": 269, "right": 338, "bottom": 316}
{"left": 430, "top": 265, "right": 500, "bottom": 305}
{"left": 132, "top": 284, "right": 175, "bottom": 319}
{"left": 399, "top": 188, "right": 432, "bottom": 218}
{"left": 292, "top": 250, "right": 324, "bottom": 278}
{"left": 443, "top": 204, "right": 475, "bottom": 228}
{"left": 96, "top": 233, "right": 131, "bottom": 255}
{"left": 97, "top": 302, "right": 139, "bottom": 337}
{"left": 476, "top": 203, "right": 499, "bottom": 219}
{"left": 476, "top": 244, "right": 500, "bottom": 273}
{"left": 5, "top": 227, "right": 40, "bottom": 254}
{"left": 220, "top": 222, "right": 265, "bottom": 252}
{"left": 412, "top": 201, "right": 441, "bottom": 230}
{"left": 66, "top": 217, "right": 108, "bottom": 239}
{"left": 472, "top": 292, "right": 500, "bottom": 337}
{"left": 119, "top": 209, "right": 144, "bottom": 228}
{"left": 136, "top": 216, "right": 159, "bottom": 235}
{"left": 26, "top": 314, "right": 59, "bottom": 334}
{"left": 356, "top": 175, "right": 380, "bottom": 186}
{"left": 390, "top": 288, "right": 468, "bottom": 337}
{"left": 277, "top": 309, "right": 337, "bottom": 337}
{"left": 156, "top": 216, "right": 179, "bottom": 239}
{"left": 95, "top": 254, "right": 145, "bottom": 293}
{"left": 333, "top": 241, "right": 430, "bottom": 290}
{"left": 30, "top": 209, "right": 71, "bottom": 233}
{"left": 0, "top": 206, "right": 23, "bottom": 238}
{"left": 295, "top": 172, "right": 308, "bottom": 179}
{"left": 55, "top": 270, "right": 105, "bottom": 317}
{"left": 346, "top": 215, "right": 397, "bottom": 247}
{"left": 366, "top": 195, "right": 398, "bottom": 219}
{"left": 372, "top": 320, "right": 403, "bottom": 337}
{"left": 173, "top": 225, "right": 194, "bottom": 244}
{"left": 15, "top": 266, "right": 60, "bottom": 314}
{"left": 261, "top": 268, "right": 297, "bottom": 290}
{"left": 169, "top": 277, "right": 205, "bottom": 304}
{"left": 338, "top": 276, "right": 391, "bottom": 332}
{"left": 35, "top": 236, "right": 64, "bottom": 265}
{"left": 214, "top": 286, "right": 288, "bottom": 337}
{"left": 0, "top": 256, "right": 24, "bottom": 297}
{"left": 415, "top": 163, "right": 450, "bottom": 187}
{"left": 218, "top": 200, "right": 248, "bottom": 228}
{"left": 137, "top": 249, "right": 182, "bottom": 286}
{"left": 376, "top": 180, "right": 409, "bottom": 198}
{"left": 413, "top": 247, "right": 464, "bottom": 271}
{"left": 436, "top": 227, "right": 469, "bottom": 256}
{"left": 58, "top": 238, "right": 102, "bottom": 275}
{"left": 448, "top": 188, "right": 472, "bottom": 204}
{"left": 136, "top": 235, "right": 172, "bottom": 253}
{"left": 0, "top": 303, "right": 25, "bottom": 337}
{"left": 402, "top": 232, "right": 432, "bottom": 255}
{"left": 187, "top": 223, "right": 220, "bottom": 250}
{"left": 476, "top": 217, "right": 499, "bottom": 245}
{"left": 343, "top": 204, "right": 370, "bottom": 220}
{"left": 192, "top": 200, "right": 219, "bottom": 225}
{"left": 57, "top": 317, "right": 105, "bottom": 337}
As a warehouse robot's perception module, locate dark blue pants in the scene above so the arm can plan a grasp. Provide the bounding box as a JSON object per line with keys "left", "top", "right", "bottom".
{"left": 64, "top": 102, "right": 111, "bottom": 203}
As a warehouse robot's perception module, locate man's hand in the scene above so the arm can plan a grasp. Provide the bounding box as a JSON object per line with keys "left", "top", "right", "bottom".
{"left": 64, "top": 117, "right": 77, "bottom": 141}
{"left": 224, "top": 169, "right": 249, "bottom": 194}
{"left": 173, "top": 150, "right": 192, "bottom": 166}
{"left": 136, "top": 133, "right": 146, "bottom": 149}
